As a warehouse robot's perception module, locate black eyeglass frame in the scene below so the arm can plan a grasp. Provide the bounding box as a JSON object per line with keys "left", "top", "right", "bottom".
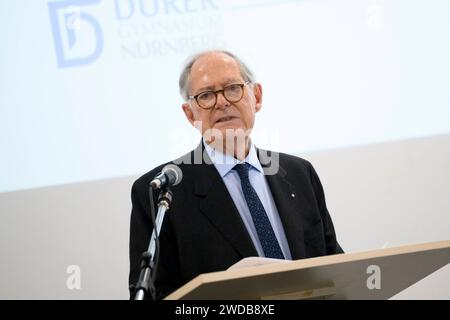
{"left": 188, "top": 81, "right": 251, "bottom": 109}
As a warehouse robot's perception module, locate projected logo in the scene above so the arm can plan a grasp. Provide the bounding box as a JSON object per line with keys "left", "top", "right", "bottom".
{"left": 48, "top": 0, "right": 104, "bottom": 68}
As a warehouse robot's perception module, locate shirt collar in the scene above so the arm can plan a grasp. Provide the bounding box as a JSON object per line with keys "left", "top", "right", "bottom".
{"left": 203, "top": 139, "right": 263, "bottom": 178}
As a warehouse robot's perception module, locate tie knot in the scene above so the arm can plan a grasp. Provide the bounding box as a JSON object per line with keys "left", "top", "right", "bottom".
{"left": 233, "top": 162, "right": 251, "bottom": 180}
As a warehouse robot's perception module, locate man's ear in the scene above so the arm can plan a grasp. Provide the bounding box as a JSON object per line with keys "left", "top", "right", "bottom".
{"left": 253, "top": 83, "right": 263, "bottom": 112}
{"left": 182, "top": 102, "right": 195, "bottom": 126}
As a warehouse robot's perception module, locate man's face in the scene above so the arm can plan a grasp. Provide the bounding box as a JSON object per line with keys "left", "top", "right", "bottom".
{"left": 182, "top": 52, "right": 262, "bottom": 145}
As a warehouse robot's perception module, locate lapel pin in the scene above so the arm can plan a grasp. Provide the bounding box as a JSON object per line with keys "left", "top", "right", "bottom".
{"left": 291, "top": 193, "right": 295, "bottom": 198}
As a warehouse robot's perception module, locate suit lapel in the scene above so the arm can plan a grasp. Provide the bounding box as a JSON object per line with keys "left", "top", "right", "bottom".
{"left": 193, "top": 143, "right": 258, "bottom": 258}
{"left": 259, "top": 149, "right": 306, "bottom": 260}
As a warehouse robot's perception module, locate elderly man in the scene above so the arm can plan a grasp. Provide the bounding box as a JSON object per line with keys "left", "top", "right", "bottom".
{"left": 129, "top": 50, "right": 343, "bottom": 299}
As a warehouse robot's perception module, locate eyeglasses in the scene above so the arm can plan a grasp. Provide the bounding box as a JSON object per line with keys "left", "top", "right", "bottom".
{"left": 189, "top": 81, "right": 250, "bottom": 110}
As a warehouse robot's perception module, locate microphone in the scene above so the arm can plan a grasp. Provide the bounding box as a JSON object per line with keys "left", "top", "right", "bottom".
{"left": 150, "top": 164, "right": 183, "bottom": 189}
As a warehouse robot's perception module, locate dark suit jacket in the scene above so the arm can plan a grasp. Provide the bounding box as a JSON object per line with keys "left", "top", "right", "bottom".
{"left": 129, "top": 143, "right": 343, "bottom": 299}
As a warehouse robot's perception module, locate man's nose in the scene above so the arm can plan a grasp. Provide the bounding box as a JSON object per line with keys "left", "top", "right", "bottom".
{"left": 215, "top": 91, "right": 230, "bottom": 109}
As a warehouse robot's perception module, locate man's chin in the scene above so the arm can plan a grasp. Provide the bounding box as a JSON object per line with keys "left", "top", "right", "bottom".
{"left": 214, "top": 125, "right": 239, "bottom": 132}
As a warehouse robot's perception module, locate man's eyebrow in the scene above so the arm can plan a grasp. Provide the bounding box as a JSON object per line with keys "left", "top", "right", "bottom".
{"left": 194, "top": 85, "right": 215, "bottom": 94}
{"left": 194, "top": 79, "right": 242, "bottom": 94}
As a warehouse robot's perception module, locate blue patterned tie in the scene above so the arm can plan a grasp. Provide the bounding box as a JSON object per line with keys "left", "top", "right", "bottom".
{"left": 234, "top": 163, "right": 285, "bottom": 259}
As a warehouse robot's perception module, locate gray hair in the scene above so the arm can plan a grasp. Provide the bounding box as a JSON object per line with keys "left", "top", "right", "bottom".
{"left": 179, "top": 50, "right": 256, "bottom": 101}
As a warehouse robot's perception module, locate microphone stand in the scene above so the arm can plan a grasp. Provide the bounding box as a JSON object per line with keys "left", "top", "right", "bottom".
{"left": 134, "top": 188, "right": 173, "bottom": 300}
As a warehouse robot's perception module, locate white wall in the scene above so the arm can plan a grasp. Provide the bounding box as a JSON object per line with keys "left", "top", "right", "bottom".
{"left": 0, "top": 133, "right": 449, "bottom": 299}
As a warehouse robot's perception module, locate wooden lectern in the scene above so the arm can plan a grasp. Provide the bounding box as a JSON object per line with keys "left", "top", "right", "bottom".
{"left": 165, "top": 239, "right": 450, "bottom": 300}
